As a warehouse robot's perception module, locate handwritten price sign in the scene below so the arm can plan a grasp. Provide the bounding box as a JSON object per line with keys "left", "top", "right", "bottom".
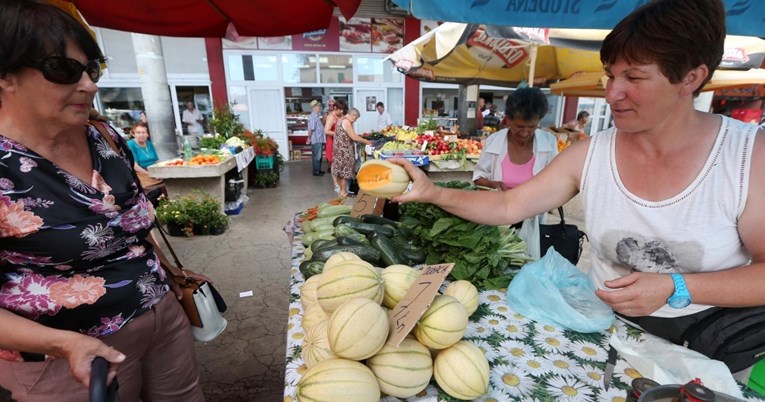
{"left": 350, "top": 190, "right": 384, "bottom": 218}
{"left": 387, "top": 263, "right": 454, "bottom": 347}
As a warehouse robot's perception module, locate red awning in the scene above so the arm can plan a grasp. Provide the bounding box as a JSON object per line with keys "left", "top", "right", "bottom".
{"left": 66, "top": 0, "right": 361, "bottom": 37}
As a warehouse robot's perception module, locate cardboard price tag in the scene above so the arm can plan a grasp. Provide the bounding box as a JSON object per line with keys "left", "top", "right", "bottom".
{"left": 350, "top": 190, "right": 384, "bottom": 217}
{"left": 387, "top": 263, "right": 454, "bottom": 347}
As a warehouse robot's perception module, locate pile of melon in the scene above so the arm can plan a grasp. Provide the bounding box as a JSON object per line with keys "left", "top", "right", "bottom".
{"left": 296, "top": 252, "right": 490, "bottom": 401}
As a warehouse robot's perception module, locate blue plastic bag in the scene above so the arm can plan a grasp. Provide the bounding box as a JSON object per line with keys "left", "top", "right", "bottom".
{"left": 506, "top": 247, "right": 615, "bottom": 332}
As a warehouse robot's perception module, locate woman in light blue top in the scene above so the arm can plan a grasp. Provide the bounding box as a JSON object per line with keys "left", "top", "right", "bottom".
{"left": 126, "top": 122, "right": 159, "bottom": 169}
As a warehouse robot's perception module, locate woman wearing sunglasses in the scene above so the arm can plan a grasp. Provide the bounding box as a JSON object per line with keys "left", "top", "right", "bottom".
{"left": 0, "top": 1, "right": 206, "bottom": 401}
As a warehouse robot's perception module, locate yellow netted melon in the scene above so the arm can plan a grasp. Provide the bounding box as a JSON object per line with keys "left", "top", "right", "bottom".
{"left": 414, "top": 295, "right": 468, "bottom": 349}
{"left": 366, "top": 337, "right": 433, "bottom": 398}
{"left": 300, "top": 274, "right": 322, "bottom": 310}
{"left": 296, "top": 358, "right": 380, "bottom": 402}
{"left": 356, "top": 160, "right": 410, "bottom": 199}
{"left": 302, "top": 302, "right": 330, "bottom": 332}
{"left": 328, "top": 298, "right": 389, "bottom": 360}
{"left": 317, "top": 261, "right": 383, "bottom": 313}
{"left": 302, "top": 320, "right": 336, "bottom": 368}
{"left": 324, "top": 252, "right": 361, "bottom": 271}
{"left": 381, "top": 264, "right": 420, "bottom": 309}
{"left": 433, "top": 341, "right": 490, "bottom": 400}
{"left": 443, "top": 280, "right": 480, "bottom": 316}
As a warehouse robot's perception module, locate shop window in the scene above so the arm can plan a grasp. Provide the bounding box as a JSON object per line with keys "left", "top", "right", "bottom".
{"left": 228, "top": 86, "right": 251, "bottom": 129}
{"left": 98, "top": 87, "right": 144, "bottom": 135}
{"left": 227, "top": 54, "right": 248, "bottom": 81}
{"left": 282, "top": 54, "right": 317, "bottom": 83}
{"left": 253, "top": 55, "right": 278, "bottom": 81}
{"left": 319, "top": 54, "right": 353, "bottom": 84}
{"left": 357, "top": 56, "right": 401, "bottom": 83}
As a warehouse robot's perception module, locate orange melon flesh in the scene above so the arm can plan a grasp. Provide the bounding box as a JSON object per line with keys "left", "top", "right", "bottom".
{"left": 358, "top": 164, "right": 391, "bottom": 189}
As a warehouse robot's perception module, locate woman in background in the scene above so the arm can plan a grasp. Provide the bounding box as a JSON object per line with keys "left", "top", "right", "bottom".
{"left": 332, "top": 108, "right": 372, "bottom": 198}
{"left": 472, "top": 88, "right": 558, "bottom": 258}
{"left": 324, "top": 99, "right": 347, "bottom": 194}
{"left": 126, "top": 122, "right": 158, "bottom": 169}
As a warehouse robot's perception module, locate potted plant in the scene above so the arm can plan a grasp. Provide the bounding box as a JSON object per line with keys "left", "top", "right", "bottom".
{"left": 254, "top": 171, "right": 279, "bottom": 189}
{"left": 209, "top": 103, "right": 245, "bottom": 139}
{"left": 156, "top": 192, "right": 229, "bottom": 237}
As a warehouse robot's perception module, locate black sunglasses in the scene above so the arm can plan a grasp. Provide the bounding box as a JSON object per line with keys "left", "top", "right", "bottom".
{"left": 28, "top": 56, "right": 104, "bottom": 85}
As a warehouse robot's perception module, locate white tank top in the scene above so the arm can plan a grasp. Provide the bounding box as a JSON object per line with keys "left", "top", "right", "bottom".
{"left": 581, "top": 116, "right": 756, "bottom": 318}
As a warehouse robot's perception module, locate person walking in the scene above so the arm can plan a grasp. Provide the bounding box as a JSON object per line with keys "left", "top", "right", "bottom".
{"left": 325, "top": 100, "right": 347, "bottom": 194}
{"left": 306, "top": 100, "right": 325, "bottom": 176}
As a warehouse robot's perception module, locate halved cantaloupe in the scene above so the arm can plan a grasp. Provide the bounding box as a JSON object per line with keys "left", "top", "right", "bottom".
{"left": 356, "top": 160, "right": 410, "bottom": 199}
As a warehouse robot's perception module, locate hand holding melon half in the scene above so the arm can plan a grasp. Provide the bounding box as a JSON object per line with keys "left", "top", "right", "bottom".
{"left": 357, "top": 160, "right": 410, "bottom": 198}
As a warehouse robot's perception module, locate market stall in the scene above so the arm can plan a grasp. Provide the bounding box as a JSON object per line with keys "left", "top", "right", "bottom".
{"left": 148, "top": 147, "right": 254, "bottom": 212}
{"left": 282, "top": 210, "right": 764, "bottom": 402}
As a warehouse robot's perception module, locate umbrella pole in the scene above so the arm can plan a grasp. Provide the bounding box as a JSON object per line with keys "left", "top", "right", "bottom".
{"left": 528, "top": 44, "right": 538, "bottom": 88}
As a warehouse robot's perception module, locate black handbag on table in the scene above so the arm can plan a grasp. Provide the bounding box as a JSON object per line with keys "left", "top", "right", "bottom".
{"left": 539, "top": 207, "right": 587, "bottom": 265}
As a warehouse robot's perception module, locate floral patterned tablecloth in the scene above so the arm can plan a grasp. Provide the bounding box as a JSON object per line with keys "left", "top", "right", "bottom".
{"left": 284, "top": 220, "right": 764, "bottom": 402}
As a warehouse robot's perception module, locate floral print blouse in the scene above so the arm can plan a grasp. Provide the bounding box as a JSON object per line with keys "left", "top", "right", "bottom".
{"left": 0, "top": 123, "right": 168, "bottom": 363}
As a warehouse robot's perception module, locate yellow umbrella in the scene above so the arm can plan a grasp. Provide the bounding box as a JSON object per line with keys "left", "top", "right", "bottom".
{"left": 387, "top": 23, "right": 604, "bottom": 88}
{"left": 551, "top": 69, "right": 765, "bottom": 97}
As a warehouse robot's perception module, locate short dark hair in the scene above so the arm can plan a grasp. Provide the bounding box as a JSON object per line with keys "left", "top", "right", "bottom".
{"left": 335, "top": 99, "right": 348, "bottom": 114}
{"left": 600, "top": 0, "right": 725, "bottom": 96}
{"left": 505, "top": 87, "right": 548, "bottom": 121}
{"left": 577, "top": 111, "right": 590, "bottom": 120}
{"left": 375, "top": 102, "right": 384, "bottom": 108}
{"left": 0, "top": 0, "right": 104, "bottom": 79}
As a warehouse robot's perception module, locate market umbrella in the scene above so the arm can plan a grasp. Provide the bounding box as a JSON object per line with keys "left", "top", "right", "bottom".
{"left": 58, "top": 0, "right": 361, "bottom": 37}
{"left": 550, "top": 70, "right": 765, "bottom": 97}
{"left": 550, "top": 34, "right": 765, "bottom": 96}
{"left": 390, "top": 0, "right": 765, "bottom": 38}
{"left": 386, "top": 22, "right": 605, "bottom": 87}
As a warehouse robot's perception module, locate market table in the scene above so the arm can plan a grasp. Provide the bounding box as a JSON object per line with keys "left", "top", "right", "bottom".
{"left": 283, "top": 218, "right": 764, "bottom": 401}
{"left": 148, "top": 147, "right": 254, "bottom": 212}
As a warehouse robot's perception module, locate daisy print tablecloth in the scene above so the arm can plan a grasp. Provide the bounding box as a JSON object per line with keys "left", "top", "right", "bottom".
{"left": 284, "top": 219, "right": 765, "bottom": 402}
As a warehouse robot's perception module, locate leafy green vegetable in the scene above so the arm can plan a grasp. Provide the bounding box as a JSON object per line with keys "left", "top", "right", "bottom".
{"left": 399, "top": 182, "right": 533, "bottom": 289}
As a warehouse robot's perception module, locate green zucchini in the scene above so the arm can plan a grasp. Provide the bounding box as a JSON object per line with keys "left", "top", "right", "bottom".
{"left": 360, "top": 214, "right": 398, "bottom": 227}
{"left": 310, "top": 239, "right": 332, "bottom": 253}
{"left": 309, "top": 216, "right": 338, "bottom": 229}
{"left": 302, "top": 231, "right": 315, "bottom": 247}
{"left": 390, "top": 235, "right": 419, "bottom": 251}
{"left": 314, "top": 238, "right": 341, "bottom": 252}
{"left": 310, "top": 222, "right": 335, "bottom": 234}
{"left": 333, "top": 215, "right": 361, "bottom": 226}
{"left": 299, "top": 260, "right": 325, "bottom": 278}
{"left": 369, "top": 232, "right": 405, "bottom": 267}
{"left": 398, "top": 247, "right": 426, "bottom": 264}
{"left": 336, "top": 236, "right": 368, "bottom": 247}
{"left": 317, "top": 204, "right": 353, "bottom": 218}
{"left": 312, "top": 245, "right": 381, "bottom": 264}
{"left": 343, "top": 221, "right": 395, "bottom": 237}
{"left": 304, "top": 247, "right": 313, "bottom": 260}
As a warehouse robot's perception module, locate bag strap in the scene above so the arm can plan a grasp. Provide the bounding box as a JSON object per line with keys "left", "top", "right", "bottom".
{"left": 89, "top": 121, "right": 185, "bottom": 271}
{"left": 557, "top": 207, "right": 566, "bottom": 226}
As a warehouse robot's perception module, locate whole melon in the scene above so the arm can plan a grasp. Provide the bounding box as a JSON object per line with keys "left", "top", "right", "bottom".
{"left": 328, "top": 298, "right": 389, "bottom": 360}
{"left": 300, "top": 274, "right": 322, "bottom": 310}
{"left": 356, "top": 159, "right": 411, "bottom": 199}
{"left": 296, "top": 358, "right": 380, "bottom": 402}
{"left": 302, "top": 320, "right": 336, "bottom": 368}
{"left": 414, "top": 295, "right": 468, "bottom": 349}
{"left": 443, "top": 280, "right": 480, "bottom": 316}
{"left": 317, "top": 261, "right": 383, "bottom": 313}
{"left": 433, "top": 341, "right": 490, "bottom": 400}
{"left": 302, "top": 302, "right": 330, "bottom": 332}
{"left": 381, "top": 264, "right": 420, "bottom": 309}
{"left": 324, "top": 251, "right": 361, "bottom": 271}
{"left": 366, "top": 337, "right": 433, "bottom": 398}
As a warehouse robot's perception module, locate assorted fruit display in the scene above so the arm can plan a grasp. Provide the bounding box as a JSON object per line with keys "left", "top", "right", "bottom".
{"left": 365, "top": 126, "right": 483, "bottom": 162}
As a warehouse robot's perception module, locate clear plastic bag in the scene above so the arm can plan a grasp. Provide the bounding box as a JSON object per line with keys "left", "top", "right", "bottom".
{"left": 506, "top": 247, "right": 615, "bottom": 332}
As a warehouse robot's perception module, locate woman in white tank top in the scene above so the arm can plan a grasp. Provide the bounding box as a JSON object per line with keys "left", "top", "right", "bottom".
{"left": 388, "top": 0, "right": 765, "bottom": 374}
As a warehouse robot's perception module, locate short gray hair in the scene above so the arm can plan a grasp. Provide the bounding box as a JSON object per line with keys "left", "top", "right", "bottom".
{"left": 348, "top": 108, "right": 361, "bottom": 118}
